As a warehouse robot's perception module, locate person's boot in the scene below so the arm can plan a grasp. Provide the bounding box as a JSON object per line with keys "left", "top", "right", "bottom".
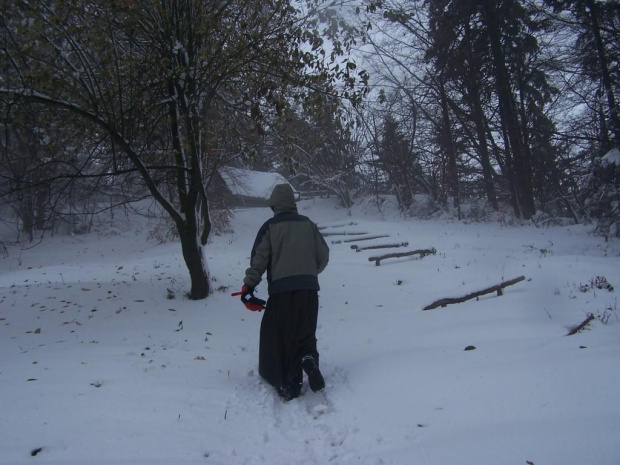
{"left": 301, "top": 355, "right": 325, "bottom": 393}
{"left": 278, "top": 380, "right": 302, "bottom": 401}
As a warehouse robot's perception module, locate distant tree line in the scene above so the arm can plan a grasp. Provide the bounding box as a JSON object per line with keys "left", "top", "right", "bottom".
{"left": 354, "top": 0, "right": 618, "bottom": 228}
{"left": 261, "top": 0, "right": 619, "bottom": 232}
{"left": 1, "top": 0, "right": 618, "bottom": 299}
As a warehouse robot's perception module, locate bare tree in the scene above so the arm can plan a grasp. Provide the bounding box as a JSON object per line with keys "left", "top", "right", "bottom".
{"left": 274, "top": 100, "right": 364, "bottom": 213}
{"left": 1, "top": 0, "right": 365, "bottom": 299}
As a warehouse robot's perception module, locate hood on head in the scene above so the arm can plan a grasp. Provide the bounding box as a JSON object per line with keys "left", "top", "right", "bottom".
{"left": 270, "top": 183, "right": 297, "bottom": 214}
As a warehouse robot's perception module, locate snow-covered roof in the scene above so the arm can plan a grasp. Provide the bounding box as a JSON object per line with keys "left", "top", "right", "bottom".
{"left": 219, "top": 167, "right": 296, "bottom": 200}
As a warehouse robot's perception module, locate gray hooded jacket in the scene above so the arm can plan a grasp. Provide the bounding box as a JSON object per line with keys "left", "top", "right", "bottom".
{"left": 244, "top": 184, "right": 329, "bottom": 295}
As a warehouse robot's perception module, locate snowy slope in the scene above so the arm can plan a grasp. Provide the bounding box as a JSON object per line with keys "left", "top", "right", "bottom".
{"left": 1, "top": 198, "right": 619, "bottom": 465}
{"left": 219, "top": 168, "right": 297, "bottom": 200}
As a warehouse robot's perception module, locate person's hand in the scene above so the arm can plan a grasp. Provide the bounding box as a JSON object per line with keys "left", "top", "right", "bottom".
{"left": 240, "top": 285, "right": 266, "bottom": 311}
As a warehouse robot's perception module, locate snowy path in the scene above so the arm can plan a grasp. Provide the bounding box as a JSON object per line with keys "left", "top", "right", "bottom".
{"left": 1, "top": 199, "right": 619, "bottom": 464}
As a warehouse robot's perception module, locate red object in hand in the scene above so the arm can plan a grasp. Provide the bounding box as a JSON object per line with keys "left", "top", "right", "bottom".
{"left": 237, "top": 285, "right": 266, "bottom": 311}
{"left": 244, "top": 300, "right": 265, "bottom": 311}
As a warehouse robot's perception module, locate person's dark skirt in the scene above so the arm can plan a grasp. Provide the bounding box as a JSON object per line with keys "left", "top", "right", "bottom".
{"left": 258, "top": 289, "right": 320, "bottom": 398}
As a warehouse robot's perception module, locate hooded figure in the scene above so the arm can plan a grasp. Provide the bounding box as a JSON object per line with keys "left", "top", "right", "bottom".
{"left": 241, "top": 183, "right": 329, "bottom": 400}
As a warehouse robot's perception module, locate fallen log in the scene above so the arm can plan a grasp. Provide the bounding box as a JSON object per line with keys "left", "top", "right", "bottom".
{"left": 322, "top": 231, "right": 368, "bottom": 237}
{"left": 317, "top": 221, "right": 357, "bottom": 231}
{"left": 352, "top": 242, "right": 409, "bottom": 252}
{"left": 332, "top": 234, "right": 390, "bottom": 244}
{"left": 566, "top": 314, "right": 595, "bottom": 336}
{"left": 423, "top": 275, "right": 526, "bottom": 310}
{"left": 369, "top": 247, "right": 436, "bottom": 266}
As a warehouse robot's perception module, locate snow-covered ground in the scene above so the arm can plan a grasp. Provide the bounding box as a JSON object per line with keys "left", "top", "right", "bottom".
{"left": 1, "top": 198, "right": 619, "bottom": 465}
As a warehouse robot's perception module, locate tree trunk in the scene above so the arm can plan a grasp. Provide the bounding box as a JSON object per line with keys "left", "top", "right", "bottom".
{"left": 167, "top": 78, "right": 212, "bottom": 300}
{"left": 472, "top": 101, "right": 499, "bottom": 210}
{"left": 438, "top": 78, "right": 461, "bottom": 219}
{"left": 19, "top": 195, "right": 35, "bottom": 242}
{"left": 462, "top": 35, "right": 498, "bottom": 210}
{"left": 480, "top": 0, "right": 536, "bottom": 219}
{"left": 585, "top": 0, "right": 620, "bottom": 148}
{"left": 177, "top": 208, "right": 210, "bottom": 300}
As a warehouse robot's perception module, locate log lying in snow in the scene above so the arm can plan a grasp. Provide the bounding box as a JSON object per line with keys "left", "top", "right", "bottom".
{"left": 351, "top": 242, "right": 409, "bottom": 252}
{"left": 368, "top": 247, "right": 436, "bottom": 266}
{"left": 566, "top": 314, "right": 595, "bottom": 336}
{"left": 423, "top": 275, "right": 526, "bottom": 310}
{"left": 332, "top": 234, "right": 390, "bottom": 244}
{"left": 321, "top": 231, "right": 368, "bottom": 237}
{"left": 317, "top": 222, "right": 357, "bottom": 231}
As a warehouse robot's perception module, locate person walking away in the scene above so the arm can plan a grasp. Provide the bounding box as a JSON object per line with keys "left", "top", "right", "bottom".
{"left": 238, "top": 183, "right": 329, "bottom": 401}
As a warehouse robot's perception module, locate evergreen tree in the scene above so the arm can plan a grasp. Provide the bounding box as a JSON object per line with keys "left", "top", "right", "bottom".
{"left": 376, "top": 115, "right": 417, "bottom": 211}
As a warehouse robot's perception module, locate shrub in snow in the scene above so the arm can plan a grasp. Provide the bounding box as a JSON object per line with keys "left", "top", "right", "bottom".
{"left": 146, "top": 207, "right": 232, "bottom": 244}
{"left": 408, "top": 194, "right": 440, "bottom": 219}
{"left": 579, "top": 276, "right": 614, "bottom": 293}
{"left": 148, "top": 216, "right": 178, "bottom": 244}
{"left": 531, "top": 210, "right": 576, "bottom": 228}
{"left": 595, "top": 301, "right": 618, "bottom": 325}
{"left": 210, "top": 208, "right": 233, "bottom": 236}
{"left": 355, "top": 195, "right": 401, "bottom": 219}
